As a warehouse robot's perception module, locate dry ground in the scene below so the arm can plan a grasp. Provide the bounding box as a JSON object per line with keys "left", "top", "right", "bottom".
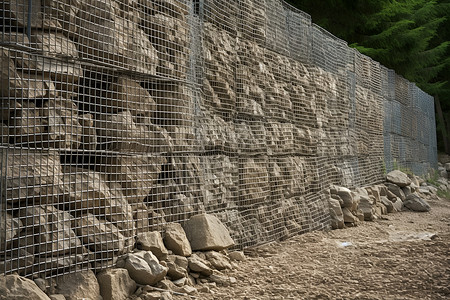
{"left": 193, "top": 195, "right": 450, "bottom": 300}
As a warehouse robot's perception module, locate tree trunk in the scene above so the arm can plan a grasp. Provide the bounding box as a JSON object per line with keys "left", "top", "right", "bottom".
{"left": 435, "top": 95, "right": 449, "bottom": 154}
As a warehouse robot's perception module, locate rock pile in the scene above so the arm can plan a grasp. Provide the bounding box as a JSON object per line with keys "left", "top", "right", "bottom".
{"left": 0, "top": 214, "right": 242, "bottom": 300}
{"left": 328, "top": 170, "right": 435, "bottom": 229}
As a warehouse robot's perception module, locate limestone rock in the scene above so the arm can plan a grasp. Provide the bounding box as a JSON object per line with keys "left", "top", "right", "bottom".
{"left": 124, "top": 251, "right": 168, "bottom": 285}
{"left": 48, "top": 295, "right": 66, "bottom": 300}
{"left": 0, "top": 248, "right": 34, "bottom": 276}
{"left": 0, "top": 274, "right": 51, "bottom": 300}
{"left": 97, "top": 269, "right": 136, "bottom": 300}
{"left": 104, "top": 77, "right": 157, "bottom": 115}
{"left": 136, "top": 232, "right": 169, "bottom": 261}
{"left": 61, "top": 166, "right": 112, "bottom": 210}
{"left": 79, "top": 113, "right": 97, "bottom": 150}
{"left": 100, "top": 154, "right": 166, "bottom": 203}
{"left": 404, "top": 194, "right": 431, "bottom": 212}
{"left": 76, "top": 4, "right": 158, "bottom": 74}
{"left": 392, "top": 198, "right": 403, "bottom": 212}
{"left": 0, "top": 213, "right": 22, "bottom": 251}
{"left": 76, "top": 214, "right": 125, "bottom": 253}
{"left": 184, "top": 214, "right": 235, "bottom": 251}
{"left": 228, "top": 251, "right": 245, "bottom": 261}
{"left": 205, "top": 251, "right": 232, "bottom": 270}
{"left": 96, "top": 110, "right": 173, "bottom": 154}
{"left": 18, "top": 205, "right": 84, "bottom": 257}
{"left": 342, "top": 207, "right": 359, "bottom": 224}
{"left": 358, "top": 196, "right": 375, "bottom": 221}
{"left": 380, "top": 196, "right": 394, "bottom": 213}
{"left": 163, "top": 223, "right": 192, "bottom": 257}
{"left": 386, "top": 170, "right": 412, "bottom": 187}
{"left": 328, "top": 198, "right": 344, "bottom": 229}
{"left": 55, "top": 270, "right": 102, "bottom": 300}
{"left": 207, "top": 270, "right": 237, "bottom": 287}
{"left": 166, "top": 255, "right": 188, "bottom": 280}
{"left": 385, "top": 183, "right": 406, "bottom": 201}
{"left": 1, "top": 147, "right": 65, "bottom": 204}
{"left": 187, "top": 254, "right": 213, "bottom": 276}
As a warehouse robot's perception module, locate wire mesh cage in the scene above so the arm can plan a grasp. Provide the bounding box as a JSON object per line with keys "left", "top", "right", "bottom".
{"left": 0, "top": 0, "right": 437, "bottom": 280}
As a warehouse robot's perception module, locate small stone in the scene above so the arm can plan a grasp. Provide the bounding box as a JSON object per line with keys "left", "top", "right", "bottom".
{"left": 48, "top": 295, "right": 66, "bottom": 300}
{"left": 55, "top": 270, "right": 101, "bottom": 300}
{"left": 386, "top": 170, "right": 412, "bottom": 187}
{"left": 124, "top": 252, "right": 168, "bottom": 285}
{"left": 392, "top": 198, "right": 403, "bottom": 212}
{"left": 163, "top": 223, "right": 192, "bottom": 257}
{"left": 136, "top": 232, "right": 169, "bottom": 261}
{"left": 328, "top": 198, "right": 344, "bottom": 229}
{"left": 0, "top": 274, "right": 51, "bottom": 300}
{"left": 179, "top": 285, "right": 197, "bottom": 295}
{"left": 335, "top": 186, "right": 353, "bottom": 208}
{"left": 34, "top": 278, "right": 47, "bottom": 293}
{"left": 404, "top": 194, "right": 431, "bottom": 212}
{"left": 188, "top": 254, "right": 213, "bottom": 276}
{"left": 166, "top": 255, "right": 188, "bottom": 280}
{"left": 380, "top": 196, "right": 394, "bottom": 213}
{"left": 228, "top": 251, "right": 245, "bottom": 261}
{"left": 342, "top": 207, "right": 359, "bottom": 224}
{"left": 208, "top": 271, "right": 236, "bottom": 287}
{"left": 184, "top": 214, "right": 235, "bottom": 251}
{"left": 141, "top": 291, "right": 162, "bottom": 300}
{"left": 205, "top": 251, "right": 232, "bottom": 270}
{"left": 385, "top": 183, "right": 406, "bottom": 201}
{"left": 97, "top": 268, "right": 137, "bottom": 300}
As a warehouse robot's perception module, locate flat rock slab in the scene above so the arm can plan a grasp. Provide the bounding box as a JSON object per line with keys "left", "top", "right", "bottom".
{"left": 404, "top": 194, "right": 431, "bottom": 212}
{"left": 386, "top": 170, "right": 412, "bottom": 188}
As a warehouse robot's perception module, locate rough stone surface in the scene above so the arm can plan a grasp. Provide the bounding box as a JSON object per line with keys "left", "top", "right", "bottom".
{"left": 163, "top": 223, "right": 192, "bottom": 257}
{"left": 0, "top": 274, "right": 51, "bottom": 300}
{"left": 404, "top": 194, "right": 431, "bottom": 212}
{"left": 55, "top": 270, "right": 102, "bottom": 300}
{"left": 188, "top": 254, "right": 213, "bottom": 276}
{"left": 76, "top": 213, "right": 125, "bottom": 253}
{"left": 380, "top": 196, "right": 394, "bottom": 213}
{"left": 328, "top": 198, "right": 344, "bottom": 229}
{"left": 166, "top": 255, "right": 188, "bottom": 280}
{"left": 228, "top": 251, "right": 246, "bottom": 261}
{"left": 97, "top": 268, "right": 136, "bottom": 300}
{"left": 184, "top": 214, "right": 235, "bottom": 251}
{"left": 136, "top": 232, "right": 169, "bottom": 261}
{"left": 205, "top": 251, "right": 232, "bottom": 270}
{"left": 386, "top": 170, "right": 412, "bottom": 187}
{"left": 342, "top": 207, "right": 359, "bottom": 224}
{"left": 385, "top": 183, "right": 406, "bottom": 201}
{"left": 125, "top": 251, "right": 167, "bottom": 285}
{"left": 392, "top": 198, "right": 403, "bottom": 212}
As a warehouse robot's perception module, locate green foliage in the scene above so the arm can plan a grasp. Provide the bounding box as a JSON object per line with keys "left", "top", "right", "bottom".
{"left": 286, "top": 0, "right": 450, "bottom": 152}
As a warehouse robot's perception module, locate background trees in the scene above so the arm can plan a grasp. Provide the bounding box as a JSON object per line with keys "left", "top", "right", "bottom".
{"left": 286, "top": 0, "right": 450, "bottom": 153}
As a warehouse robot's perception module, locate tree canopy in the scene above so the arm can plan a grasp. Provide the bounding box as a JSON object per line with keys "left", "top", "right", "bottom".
{"left": 286, "top": 0, "right": 450, "bottom": 152}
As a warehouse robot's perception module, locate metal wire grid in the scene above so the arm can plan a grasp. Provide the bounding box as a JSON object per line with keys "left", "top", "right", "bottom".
{"left": 0, "top": 0, "right": 437, "bottom": 279}
{"left": 286, "top": 5, "right": 311, "bottom": 64}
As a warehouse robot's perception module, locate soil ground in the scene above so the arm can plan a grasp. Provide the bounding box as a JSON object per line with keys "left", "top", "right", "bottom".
{"left": 194, "top": 194, "right": 450, "bottom": 300}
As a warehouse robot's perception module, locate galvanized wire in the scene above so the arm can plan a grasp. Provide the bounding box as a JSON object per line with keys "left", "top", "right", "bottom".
{"left": 0, "top": 0, "right": 437, "bottom": 280}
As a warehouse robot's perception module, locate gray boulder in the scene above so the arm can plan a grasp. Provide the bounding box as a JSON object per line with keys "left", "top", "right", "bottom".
{"left": 97, "top": 268, "right": 136, "bottom": 300}
{"left": 404, "top": 194, "right": 431, "bottom": 212}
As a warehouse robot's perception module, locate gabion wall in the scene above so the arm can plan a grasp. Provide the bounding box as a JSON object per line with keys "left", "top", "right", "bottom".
{"left": 0, "top": 0, "right": 437, "bottom": 278}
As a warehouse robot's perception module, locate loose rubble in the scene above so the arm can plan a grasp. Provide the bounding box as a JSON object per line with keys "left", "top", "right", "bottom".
{"left": 2, "top": 167, "right": 446, "bottom": 300}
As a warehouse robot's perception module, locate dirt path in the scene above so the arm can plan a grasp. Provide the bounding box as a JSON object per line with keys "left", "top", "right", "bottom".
{"left": 196, "top": 195, "right": 450, "bottom": 300}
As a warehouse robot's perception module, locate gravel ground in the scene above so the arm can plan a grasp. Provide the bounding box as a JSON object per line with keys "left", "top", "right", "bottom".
{"left": 190, "top": 194, "right": 450, "bottom": 300}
